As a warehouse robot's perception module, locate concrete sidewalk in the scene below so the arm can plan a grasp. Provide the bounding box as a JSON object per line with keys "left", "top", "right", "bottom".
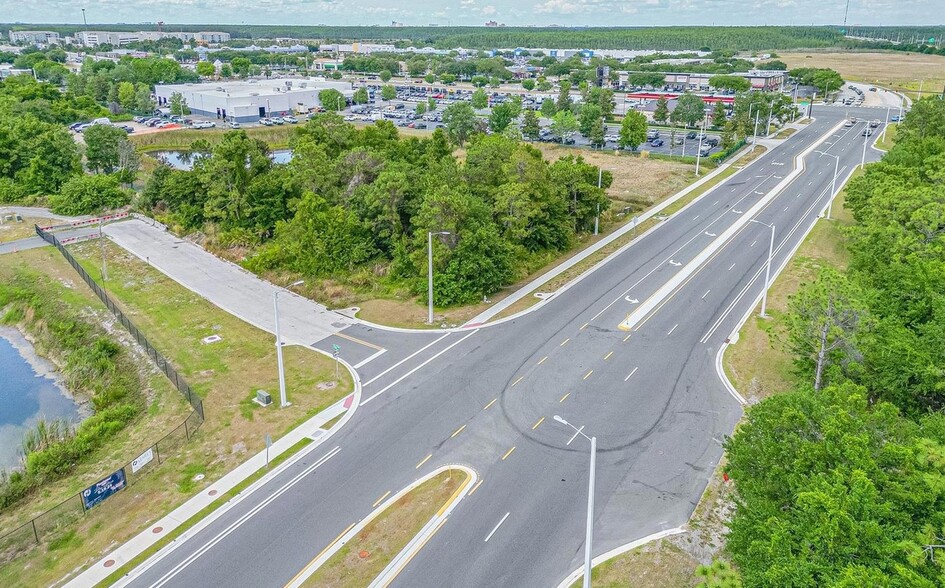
{"left": 103, "top": 220, "right": 356, "bottom": 345}
{"left": 64, "top": 392, "right": 357, "bottom": 588}
{"left": 465, "top": 139, "right": 764, "bottom": 326}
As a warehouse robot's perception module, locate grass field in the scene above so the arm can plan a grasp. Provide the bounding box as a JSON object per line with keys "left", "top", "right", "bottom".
{"left": 874, "top": 123, "right": 898, "bottom": 151}
{"left": 779, "top": 50, "right": 945, "bottom": 97}
{"left": 130, "top": 125, "right": 296, "bottom": 152}
{"left": 0, "top": 240, "right": 352, "bottom": 588}
{"left": 0, "top": 217, "right": 48, "bottom": 243}
{"left": 303, "top": 471, "right": 465, "bottom": 587}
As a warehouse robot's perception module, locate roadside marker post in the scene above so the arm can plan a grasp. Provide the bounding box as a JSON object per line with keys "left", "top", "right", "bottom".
{"left": 265, "top": 434, "right": 272, "bottom": 469}
{"left": 332, "top": 344, "right": 341, "bottom": 380}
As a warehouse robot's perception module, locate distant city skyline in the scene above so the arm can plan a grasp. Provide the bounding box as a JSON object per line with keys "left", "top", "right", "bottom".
{"left": 1, "top": 0, "right": 941, "bottom": 29}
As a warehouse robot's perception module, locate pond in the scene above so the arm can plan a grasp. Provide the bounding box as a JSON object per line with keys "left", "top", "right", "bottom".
{"left": 0, "top": 327, "right": 87, "bottom": 471}
{"left": 150, "top": 150, "right": 292, "bottom": 171}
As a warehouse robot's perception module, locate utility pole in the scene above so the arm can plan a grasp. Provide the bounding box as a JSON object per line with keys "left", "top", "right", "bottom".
{"left": 594, "top": 168, "right": 601, "bottom": 235}
{"left": 99, "top": 218, "right": 107, "bottom": 281}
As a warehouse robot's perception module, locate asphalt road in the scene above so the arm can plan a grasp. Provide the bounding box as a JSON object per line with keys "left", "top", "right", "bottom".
{"left": 117, "top": 106, "right": 882, "bottom": 588}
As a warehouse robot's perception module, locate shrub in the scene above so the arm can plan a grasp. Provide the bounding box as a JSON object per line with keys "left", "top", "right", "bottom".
{"left": 48, "top": 173, "right": 131, "bottom": 216}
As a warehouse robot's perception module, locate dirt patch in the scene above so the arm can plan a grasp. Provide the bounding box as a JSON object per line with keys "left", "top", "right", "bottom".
{"left": 779, "top": 50, "right": 945, "bottom": 96}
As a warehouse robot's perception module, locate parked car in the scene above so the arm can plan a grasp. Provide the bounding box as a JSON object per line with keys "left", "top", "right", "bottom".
{"left": 650, "top": 138, "right": 664, "bottom": 147}
{"left": 192, "top": 121, "right": 216, "bottom": 129}
{"left": 283, "top": 115, "right": 298, "bottom": 124}
{"left": 228, "top": 121, "right": 241, "bottom": 129}
{"left": 686, "top": 131, "right": 697, "bottom": 139}
{"left": 270, "top": 117, "right": 285, "bottom": 125}
{"left": 260, "top": 118, "right": 274, "bottom": 126}
{"left": 646, "top": 129, "right": 660, "bottom": 140}
{"left": 705, "top": 137, "right": 720, "bottom": 147}
{"left": 604, "top": 134, "right": 619, "bottom": 143}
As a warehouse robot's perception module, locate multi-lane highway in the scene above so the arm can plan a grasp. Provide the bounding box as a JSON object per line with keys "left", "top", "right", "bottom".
{"left": 116, "top": 105, "right": 883, "bottom": 588}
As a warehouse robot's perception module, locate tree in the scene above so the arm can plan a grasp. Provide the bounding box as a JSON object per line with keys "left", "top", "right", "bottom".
{"left": 195, "top": 61, "right": 216, "bottom": 77}
{"left": 578, "top": 103, "right": 602, "bottom": 137}
{"left": 352, "top": 87, "right": 369, "bottom": 105}
{"left": 555, "top": 81, "right": 573, "bottom": 112}
{"left": 231, "top": 57, "right": 252, "bottom": 78}
{"left": 84, "top": 124, "right": 128, "bottom": 174}
{"left": 653, "top": 95, "right": 670, "bottom": 124}
{"left": 440, "top": 73, "right": 457, "bottom": 85}
{"left": 471, "top": 88, "right": 488, "bottom": 109}
{"left": 379, "top": 69, "right": 392, "bottom": 82}
{"left": 331, "top": 70, "right": 343, "bottom": 80}
{"left": 540, "top": 98, "right": 556, "bottom": 118}
{"left": 169, "top": 92, "right": 190, "bottom": 116}
{"left": 319, "top": 88, "right": 346, "bottom": 112}
{"left": 442, "top": 102, "right": 477, "bottom": 145}
{"left": 424, "top": 73, "right": 436, "bottom": 84}
{"left": 709, "top": 74, "right": 751, "bottom": 93}
{"left": 711, "top": 101, "right": 728, "bottom": 129}
{"left": 550, "top": 109, "right": 578, "bottom": 139}
{"left": 220, "top": 64, "right": 233, "bottom": 79}
{"left": 117, "top": 81, "right": 136, "bottom": 112}
{"left": 134, "top": 83, "right": 154, "bottom": 113}
{"left": 521, "top": 79, "right": 536, "bottom": 91}
{"left": 522, "top": 110, "right": 540, "bottom": 140}
{"left": 589, "top": 119, "right": 605, "bottom": 149}
{"left": 489, "top": 103, "right": 515, "bottom": 134}
{"left": 757, "top": 59, "right": 787, "bottom": 70}
{"left": 415, "top": 101, "right": 427, "bottom": 116}
{"left": 471, "top": 75, "right": 488, "bottom": 87}
{"left": 628, "top": 72, "right": 666, "bottom": 88}
{"left": 427, "top": 97, "right": 437, "bottom": 112}
{"left": 380, "top": 84, "right": 396, "bottom": 102}
{"left": 49, "top": 174, "right": 131, "bottom": 215}
{"left": 619, "top": 111, "right": 648, "bottom": 151}
{"left": 787, "top": 268, "right": 870, "bottom": 391}
{"left": 672, "top": 92, "right": 706, "bottom": 127}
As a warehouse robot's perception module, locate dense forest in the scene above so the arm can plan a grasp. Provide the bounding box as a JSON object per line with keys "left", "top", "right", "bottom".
{"left": 140, "top": 117, "right": 611, "bottom": 306}
{"left": 724, "top": 97, "right": 945, "bottom": 586}
{"left": 0, "top": 24, "right": 865, "bottom": 51}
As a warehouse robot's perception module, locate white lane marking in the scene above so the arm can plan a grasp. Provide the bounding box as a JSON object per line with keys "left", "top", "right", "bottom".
{"left": 360, "top": 330, "right": 479, "bottom": 406}
{"left": 353, "top": 348, "right": 387, "bottom": 369}
{"left": 784, "top": 206, "right": 789, "bottom": 211}
{"left": 668, "top": 260, "right": 682, "bottom": 266}
{"left": 702, "top": 290, "right": 710, "bottom": 300}
{"left": 712, "top": 200, "right": 718, "bottom": 205}
{"left": 667, "top": 323, "right": 679, "bottom": 336}
{"left": 146, "top": 446, "right": 342, "bottom": 588}
{"left": 728, "top": 263, "right": 736, "bottom": 271}
{"left": 624, "top": 367, "right": 638, "bottom": 381}
{"left": 704, "top": 231, "right": 717, "bottom": 237}
{"left": 750, "top": 240, "right": 757, "bottom": 247}
{"left": 485, "top": 512, "right": 511, "bottom": 542}
{"left": 753, "top": 191, "right": 764, "bottom": 195}
{"left": 693, "top": 215, "right": 700, "bottom": 220}
{"left": 363, "top": 332, "right": 452, "bottom": 387}
{"left": 625, "top": 296, "right": 639, "bottom": 304}
{"left": 732, "top": 209, "right": 743, "bottom": 214}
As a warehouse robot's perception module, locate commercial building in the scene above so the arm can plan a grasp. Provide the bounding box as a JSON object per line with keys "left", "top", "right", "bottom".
{"left": 319, "top": 42, "right": 396, "bottom": 54}
{"left": 154, "top": 78, "right": 353, "bottom": 123}
{"left": 8, "top": 30, "right": 60, "bottom": 44}
{"left": 75, "top": 31, "right": 141, "bottom": 47}
{"left": 76, "top": 30, "right": 231, "bottom": 47}
{"left": 619, "top": 69, "right": 787, "bottom": 92}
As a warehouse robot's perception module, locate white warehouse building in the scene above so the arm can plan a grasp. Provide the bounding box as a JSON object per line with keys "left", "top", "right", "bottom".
{"left": 154, "top": 78, "right": 353, "bottom": 123}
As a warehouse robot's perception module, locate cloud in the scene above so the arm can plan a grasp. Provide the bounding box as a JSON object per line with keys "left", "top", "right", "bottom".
{"left": 533, "top": 0, "right": 582, "bottom": 13}
{"left": 480, "top": 4, "right": 497, "bottom": 15}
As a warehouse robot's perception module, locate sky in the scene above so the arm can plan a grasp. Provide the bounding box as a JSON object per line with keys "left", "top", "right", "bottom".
{"left": 0, "top": 0, "right": 940, "bottom": 27}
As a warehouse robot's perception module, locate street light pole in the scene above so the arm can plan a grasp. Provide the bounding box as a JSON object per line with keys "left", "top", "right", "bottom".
{"left": 861, "top": 121, "right": 870, "bottom": 169}
{"left": 748, "top": 220, "right": 775, "bottom": 318}
{"left": 427, "top": 231, "right": 450, "bottom": 324}
{"left": 695, "top": 117, "right": 706, "bottom": 176}
{"left": 274, "top": 280, "right": 304, "bottom": 408}
{"left": 553, "top": 415, "right": 596, "bottom": 588}
{"left": 594, "top": 168, "right": 601, "bottom": 235}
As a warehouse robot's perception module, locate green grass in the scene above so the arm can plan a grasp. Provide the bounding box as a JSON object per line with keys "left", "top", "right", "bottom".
{"left": 130, "top": 125, "right": 296, "bottom": 152}
{"left": 99, "top": 437, "right": 312, "bottom": 586}
{"left": 874, "top": 123, "right": 897, "bottom": 151}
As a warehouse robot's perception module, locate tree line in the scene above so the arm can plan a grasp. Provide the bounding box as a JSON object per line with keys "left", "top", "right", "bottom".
{"left": 141, "top": 115, "right": 611, "bottom": 306}
{"left": 722, "top": 97, "right": 945, "bottom": 586}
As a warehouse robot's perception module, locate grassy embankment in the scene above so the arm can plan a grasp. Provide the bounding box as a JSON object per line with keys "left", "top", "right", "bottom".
{"left": 0, "top": 240, "right": 352, "bottom": 588}
{"left": 302, "top": 471, "right": 466, "bottom": 588}
{"left": 572, "top": 166, "right": 860, "bottom": 587}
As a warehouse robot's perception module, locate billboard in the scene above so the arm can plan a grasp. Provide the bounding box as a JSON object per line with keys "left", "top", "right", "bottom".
{"left": 131, "top": 448, "right": 154, "bottom": 473}
{"left": 82, "top": 469, "right": 127, "bottom": 510}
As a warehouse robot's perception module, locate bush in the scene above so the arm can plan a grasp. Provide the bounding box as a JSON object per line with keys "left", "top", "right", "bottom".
{"left": 709, "top": 139, "right": 747, "bottom": 163}
{"left": 0, "top": 177, "right": 26, "bottom": 203}
{"left": 48, "top": 173, "right": 131, "bottom": 216}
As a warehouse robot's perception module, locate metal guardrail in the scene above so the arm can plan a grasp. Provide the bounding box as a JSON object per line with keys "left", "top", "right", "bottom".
{"left": 0, "top": 226, "right": 206, "bottom": 564}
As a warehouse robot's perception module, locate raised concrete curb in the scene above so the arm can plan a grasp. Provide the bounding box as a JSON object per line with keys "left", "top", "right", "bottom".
{"left": 555, "top": 527, "right": 685, "bottom": 588}
{"left": 65, "top": 353, "right": 363, "bottom": 588}
{"left": 465, "top": 142, "right": 763, "bottom": 327}
{"left": 284, "top": 464, "right": 477, "bottom": 588}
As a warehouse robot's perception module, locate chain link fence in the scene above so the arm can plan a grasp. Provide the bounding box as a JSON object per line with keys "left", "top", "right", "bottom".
{"left": 0, "top": 226, "right": 207, "bottom": 564}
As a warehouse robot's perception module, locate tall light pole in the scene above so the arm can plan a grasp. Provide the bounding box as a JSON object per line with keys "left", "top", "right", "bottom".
{"left": 594, "top": 167, "right": 601, "bottom": 235}
{"left": 695, "top": 116, "right": 707, "bottom": 176}
{"left": 748, "top": 220, "right": 775, "bottom": 318}
{"left": 860, "top": 120, "right": 870, "bottom": 170}
{"left": 81, "top": 8, "right": 88, "bottom": 48}
{"left": 814, "top": 151, "right": 840, "bottom": 220}
{"left": 427, "top": 231, "right": 450, "bottom": 324}
{"left": 274, "top": 280, "right": 304, "bottom": 408}
{"left": 553, "top": 415, "right": 596, "bottom": 588}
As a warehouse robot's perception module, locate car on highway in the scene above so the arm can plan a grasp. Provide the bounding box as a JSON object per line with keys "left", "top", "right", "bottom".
{"left": 890, "top": 114, "right": 902, "bottom": 122}
{"left": 844, "top": 118, "right": 856, "bottom": 127}
{"left": 862, "top": 128, "right": 874, "bottom": 136}
{"left": 869, "top": 119, "right": 880, "bottom": 128}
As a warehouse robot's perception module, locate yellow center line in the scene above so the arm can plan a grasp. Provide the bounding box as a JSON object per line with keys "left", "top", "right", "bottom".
{"left": 484, "top": 398, "right": 497, "bottom": 410}
{"left": 623, "top": 333, "right": 632, "bottom": 342}
{"left": 372, "top": 490, "right": 392, "bottom": 508}
{"left": 604, "top": 351, "right": 613, "bottom": 360}
{"left": 560, "top": 338, "right": 570, "bottom": 346}
{"left": 537, "top": 356, "right": 547, "bottom": 365}
{"left": 583, "top": 370, "right": 593, "bottom": 380}
{"left": 511, "top": 376, "right": 524, "bottom": 387}
{"left": 559, "top": 392, "right": 570, "bottom": 403}
{"left": 532, "top": 416, "right": 545, "bottom": 430}
{"left": 501, "top": 446, "right": 516, "bottom": 460}
{"left": 580, "top": 323, "right": 588, "bottom": 330}
{"left": 415, "top": 454, "right": 433, "bottom": 469}
{"left": 468, "top": 479, "right": 484, "bottom": 496}
{"left": 450, "top": 424, "right": 466, "bottom": 438}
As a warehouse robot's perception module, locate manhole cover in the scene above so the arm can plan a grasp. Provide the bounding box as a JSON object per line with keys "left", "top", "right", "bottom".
{"left": 152, "top": 526, "right": 163, "bottom": 534}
